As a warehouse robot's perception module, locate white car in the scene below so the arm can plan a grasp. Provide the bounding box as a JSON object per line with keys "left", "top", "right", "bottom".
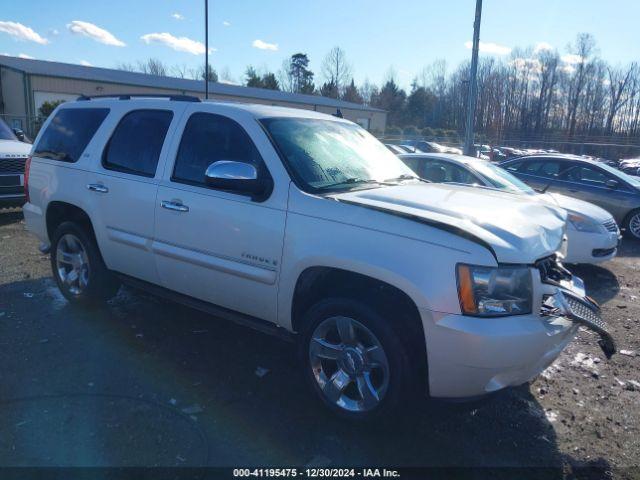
{"left": 0, "top": 118, "right": 32, "bottom": 208}
{"left": 23, "top": 96, "right": 615, "bottom": 419}
{"left": 399, "top": 153, "right": 621, "bottom": 264}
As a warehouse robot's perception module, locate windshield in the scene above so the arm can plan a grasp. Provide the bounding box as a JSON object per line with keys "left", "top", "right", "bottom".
{"left": 471, "top": 160, "right": 537, "bottom": 194}
{"left": 595, "top": 161, "right": 640, "bottom": 187}
{"left": 261, "top": 118, "right": 415, "bottom": 192}
{"left": 0, "top": 118, "right": 18, "bottom": 141}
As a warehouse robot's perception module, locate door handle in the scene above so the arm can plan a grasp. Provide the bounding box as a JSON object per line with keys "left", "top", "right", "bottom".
{"left": 161, "top": 200, "right": 189, "bottom": 212}
{"left": 87, "top": 183, "right": 109, "bottom": 193}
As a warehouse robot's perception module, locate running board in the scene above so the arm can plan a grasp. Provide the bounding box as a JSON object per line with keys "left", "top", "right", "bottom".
{"left": 115, "top": 273, "right": 295, "bottom": 342}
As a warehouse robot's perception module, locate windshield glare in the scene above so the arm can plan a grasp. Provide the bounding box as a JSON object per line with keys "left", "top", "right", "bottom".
{"left": 0, "top": 119, "right": 18, "bottom": 141}
{"left": 261, "top": 118, "right": 415, "bottom": 191}
{"left": 472, "top": 160, "right": 537, "bottom": 194}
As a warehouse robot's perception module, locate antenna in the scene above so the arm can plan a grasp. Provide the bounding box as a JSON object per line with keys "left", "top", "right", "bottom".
{"left": 205, "top": 0, "right": 209, "bottom": 99}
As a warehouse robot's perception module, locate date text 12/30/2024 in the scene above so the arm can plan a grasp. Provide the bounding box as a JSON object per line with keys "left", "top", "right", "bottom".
{"left": 233, "top": 468, "right": 401, "bottom": 478}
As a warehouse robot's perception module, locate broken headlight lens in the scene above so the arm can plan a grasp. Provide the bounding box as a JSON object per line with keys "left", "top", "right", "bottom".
{"left": 456, "top": 264, "right": 532, "bottom": 317}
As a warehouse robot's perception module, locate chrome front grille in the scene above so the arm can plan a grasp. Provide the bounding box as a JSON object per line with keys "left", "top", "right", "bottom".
{"left": 602, "top": 219, "right": 618, "bottom": 233}
{"left": 0, "top": 157, "right": 27, "bottom": 174}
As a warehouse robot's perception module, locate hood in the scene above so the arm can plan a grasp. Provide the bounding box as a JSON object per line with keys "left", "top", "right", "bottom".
{"left": 331, "top": 183, "right": 567, "bottom": 264}
{"left": 542, "top": 192, "right": 613, "bottom": 223}
{"left": 0, "top": 139, "right": 32, "bottom": 157}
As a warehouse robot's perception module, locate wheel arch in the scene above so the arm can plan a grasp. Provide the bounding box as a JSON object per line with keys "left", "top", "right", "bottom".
{"left": 46, "top": 201, "right": 96, "bottom": 242}
{"left": 290, "top": 266, "right": 429, "bottom": 393}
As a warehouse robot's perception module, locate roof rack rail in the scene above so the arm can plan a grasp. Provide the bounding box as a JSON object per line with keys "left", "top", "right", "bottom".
{"left": 76, "top": 94, "right": 201, "bottom": 102}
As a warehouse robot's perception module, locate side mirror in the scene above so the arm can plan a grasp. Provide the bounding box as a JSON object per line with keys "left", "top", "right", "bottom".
{"left": 605, "top": 179, "right": 619, "bottom": 189}
{"left": 205, "top": 160, "right": 271, "bottom": 199}
{"left": 12, "top": 128, "right": 25, "bottom": 142}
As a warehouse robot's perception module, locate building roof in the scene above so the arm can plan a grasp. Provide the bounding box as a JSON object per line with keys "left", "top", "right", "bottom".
{"left": 0, "top": 55, "right": 384, "bottom": 113}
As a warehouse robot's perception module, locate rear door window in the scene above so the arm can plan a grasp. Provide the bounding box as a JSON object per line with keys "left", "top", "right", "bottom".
{"left": 34, "top": 108, "right": 110, "bottom": 163}
{"left": 102, "top": 109, "right": 173, "bottom": 177}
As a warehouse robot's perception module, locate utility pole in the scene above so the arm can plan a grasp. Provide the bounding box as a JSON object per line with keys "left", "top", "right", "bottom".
{"left": 463, "top": 0, "right": 482, "bottom": 156}
{"left": 204, "top": 0, "right": 209, "bottom": 99}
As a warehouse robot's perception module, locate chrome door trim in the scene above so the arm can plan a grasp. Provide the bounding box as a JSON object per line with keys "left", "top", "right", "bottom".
{"left": 161, "top": 200, "right": 189, "bottom": 212}
{"left": 151, "top": 240, "right": 277, "bottom": 285}
{"left": 87, "top": 183, "right": 109, "bottom": 193}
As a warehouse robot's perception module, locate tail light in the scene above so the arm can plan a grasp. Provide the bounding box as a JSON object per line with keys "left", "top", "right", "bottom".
{"left": 24, "top": 156, "right": 32, "bottom": 203}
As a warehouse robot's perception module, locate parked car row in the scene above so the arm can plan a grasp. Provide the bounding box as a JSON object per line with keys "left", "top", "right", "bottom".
{"left": 398, "top": 153, "right": 622, "bottom": 263}
{"left": 17, "top": 96, "right": 617, "bottom": 420}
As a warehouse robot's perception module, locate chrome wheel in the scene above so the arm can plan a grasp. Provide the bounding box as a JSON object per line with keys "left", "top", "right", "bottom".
{"left": 309, "top": 316, "right": 390, "bottom": 412}
{"left": 55, "top": 233, "right": 90, "bottom": 295}
{"left": 629, "top": 212, "right": 640, "bottom": 239}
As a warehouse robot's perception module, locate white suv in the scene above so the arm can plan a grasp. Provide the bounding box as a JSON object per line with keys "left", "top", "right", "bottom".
{"left": 23, "top": 96, "right": 615, "bottom": 419}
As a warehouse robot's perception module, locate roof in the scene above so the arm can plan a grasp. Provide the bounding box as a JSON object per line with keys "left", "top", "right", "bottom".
{"left": 0, "top": 55, "right": 384, "bottom": 113}
{"left": 399, "top": 152, "right": 483, "bottom": 165}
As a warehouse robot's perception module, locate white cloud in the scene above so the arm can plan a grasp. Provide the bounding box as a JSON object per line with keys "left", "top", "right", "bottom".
{"left": 464, "top": 40, "right": 511, "bottom": 55}
{"left": 79, "top": 60, "right": 92, "bottom": 66}
{"left": 562, "top": 64, "right": 576, "bottom": 74}
{"left": 223, "top": 21, "right": 231, "bottom": 27}
{"left": 171, "top": 13, "right": 185, "bottom": 20}
{"left": 141, "top": 32, "right": 212, "bottom": 55}
{"left": 561, "top": 53, "right": 583, "bottom": 65}
{"left": 0, "top": 21, "right": 49, "bottom": 44}
{"left": 49, "top": 28, "right": 60, "bottom": 36}
{"left": 18, "top": 53, "right": 35, "bottom": 59}
{"left": 511, "top": 57, "right": 542, "bottom": 74}
{"left": 67, "top": 21, "right": 125, "bottom": 47}
{"left": 533, "top": 42, "right": 553, "bottom": 54}
{"left": 252, "top": 39, "right": 278, "bottom": 51}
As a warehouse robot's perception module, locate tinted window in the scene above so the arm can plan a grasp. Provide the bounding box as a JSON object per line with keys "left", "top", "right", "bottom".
{"left": 401, "top": 157, "right": 423, "bottom": 177}
{"left": 520, "top": 161, "right": 543, "bottom": 175}
{"left": 564, "top": 165, "right": 611, "bottom": 186}
{"left": 503, "top": 160, "right": 525, "bottom": 172}
{"left": 538, "top": 161, "right": 564, "bottom": 178}
{"left": 103, "top": 110, "right": 173, "bottom": 177}
{"left": 421, "top": 160, "right": 478, "bottom": 184}
{"left": 34, "top": 108, "right": 109, "bottom": 162}
{"left": 0, "top": 118, "right": 17, "bottom": 141}
{"left": 173, "top": 113, "right": 264, "bottom": 186}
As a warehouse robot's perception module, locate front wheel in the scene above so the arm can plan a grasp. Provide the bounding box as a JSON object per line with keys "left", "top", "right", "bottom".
{"left": 50, "top": 221, "right": 120, "bottom": 304}
{"left": 625, "top": 209, "right": 640, "bottom": 240}
{"left": 299, "top": 298, "right": 414, "bottom": 420}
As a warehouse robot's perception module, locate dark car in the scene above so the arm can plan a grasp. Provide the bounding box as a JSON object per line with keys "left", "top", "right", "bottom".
{"left": 500, "top": 154, "right": 640, "bottom": 239}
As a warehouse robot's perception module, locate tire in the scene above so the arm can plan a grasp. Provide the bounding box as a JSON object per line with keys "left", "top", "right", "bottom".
{"left": 298, "top": 297, "right": 415, "bottom": 421}
{"left": 624, "top": 209, "right": 640, "bottom": 240}
{"left": 50, "top": 221, "right": 120, "bottom": 304}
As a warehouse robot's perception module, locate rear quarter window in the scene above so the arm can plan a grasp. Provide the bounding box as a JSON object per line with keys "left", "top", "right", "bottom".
{"left": 34, "top": 108, "right": 110, "bottom": 163}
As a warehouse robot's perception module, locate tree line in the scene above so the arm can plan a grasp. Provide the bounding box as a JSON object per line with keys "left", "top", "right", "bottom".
{"left": 115, "top": 34, "right": 640, "bottom": 149}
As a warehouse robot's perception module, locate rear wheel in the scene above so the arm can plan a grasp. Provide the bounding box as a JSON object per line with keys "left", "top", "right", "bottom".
{"left": 299, "top": 298, "right": 414, "bottom": 420}
{"left": 50, "top": 221, "right": 120, "bottom": 304}
{"left": 625, "top": 209, "right": 640, "bottom": 240}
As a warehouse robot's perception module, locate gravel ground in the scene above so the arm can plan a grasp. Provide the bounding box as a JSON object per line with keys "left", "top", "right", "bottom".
{"left": 0, "top": 208, "right": 639, "bottom": 478}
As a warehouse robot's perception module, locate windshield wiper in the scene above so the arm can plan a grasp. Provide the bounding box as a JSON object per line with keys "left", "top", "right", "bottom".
{"left": 318, "top": 178, "right": 387, "bottom": 190}
{"left": 385, "top": 174, "right": 431, "bottom": 183}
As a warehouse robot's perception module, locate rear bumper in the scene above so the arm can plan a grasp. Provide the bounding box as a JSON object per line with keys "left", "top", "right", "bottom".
{"left": 22, "top": 201, "right": 49, "bottom": 246}
{"left": 421, "top": 308, "right": 577, "bottom": 398}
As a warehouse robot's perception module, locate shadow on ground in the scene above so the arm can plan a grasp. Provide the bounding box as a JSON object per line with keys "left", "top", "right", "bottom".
{"left": 568, "top": 263, "right": 620, "bottom": 304}
{"left": 0, "top": 277, "right": 614, "bottom": 477}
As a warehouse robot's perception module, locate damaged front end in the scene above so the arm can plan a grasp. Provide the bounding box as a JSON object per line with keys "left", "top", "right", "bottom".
{"left": 536, "top": 256, "right": 617, "bottom": 359}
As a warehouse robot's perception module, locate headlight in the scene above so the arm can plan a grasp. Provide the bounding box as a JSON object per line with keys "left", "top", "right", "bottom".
{"left": 456, "top": 264, "right": 532, "bottom": 317}
{"left": 567, "top": 213, "right": 603, "bottom": 233}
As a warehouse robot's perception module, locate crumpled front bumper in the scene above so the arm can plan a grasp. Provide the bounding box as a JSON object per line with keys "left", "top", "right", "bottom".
{"left": 422, "top": 262, "right": 616, "bottom": 399}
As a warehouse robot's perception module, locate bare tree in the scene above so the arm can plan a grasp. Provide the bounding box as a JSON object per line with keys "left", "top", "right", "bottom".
{"left": 136, "top": 58, "right": 168, "bottom": 76}
{"left": 321, "top": 47, "right": 351, "bottom": 98}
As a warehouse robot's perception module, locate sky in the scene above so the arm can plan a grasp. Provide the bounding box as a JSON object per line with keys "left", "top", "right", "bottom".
{"left": 1, "top": 0, "right": 639, "bottom": 90}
